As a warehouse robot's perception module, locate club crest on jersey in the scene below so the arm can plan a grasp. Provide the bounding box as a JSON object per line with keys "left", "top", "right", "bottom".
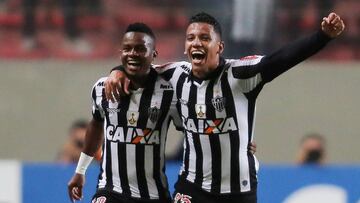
{"left": 148, "top": 106, "right": 160, "bottom": 123}
{"left": 127, "top": 111, "right": 139, "bottom": 126}
{"left": 212, "top": 96, "right": 226, "bottom": 112}
{"left": 195, "top": 104, "right": 206, "bottom": 118}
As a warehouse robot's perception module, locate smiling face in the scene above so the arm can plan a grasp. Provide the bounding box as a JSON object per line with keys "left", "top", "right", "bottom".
{"left": 120, "top": 32, "right": 156, "bottom": 78}
{"left": 185, "top": 22, "right": 224, "bottom": 79}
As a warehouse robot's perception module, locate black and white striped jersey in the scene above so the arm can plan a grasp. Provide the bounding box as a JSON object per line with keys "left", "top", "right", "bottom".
{"left": 91, "top": 68, "right": 181, "bottom": 200}
{"left": 157, "top": 30, "right": 331, "bottom": 194}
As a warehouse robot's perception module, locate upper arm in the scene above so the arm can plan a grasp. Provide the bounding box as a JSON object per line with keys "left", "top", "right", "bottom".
{"left": 229, "top": 57, "right": 266, "bottom": 93}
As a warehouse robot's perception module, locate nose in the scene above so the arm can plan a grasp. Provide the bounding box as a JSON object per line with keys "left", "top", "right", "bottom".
{"left": 192, "top": 37, "right": 202, "bottom": 47}
{"left": 128, "top": 48, "right": 139, "bottom": 56}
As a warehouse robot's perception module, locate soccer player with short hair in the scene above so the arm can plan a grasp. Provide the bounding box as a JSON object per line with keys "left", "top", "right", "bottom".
{"left": 106, "top": 12, "right": 344, "bottom": 203}
{"left": 67, "top": 23, "right": 182, "bottom": 203}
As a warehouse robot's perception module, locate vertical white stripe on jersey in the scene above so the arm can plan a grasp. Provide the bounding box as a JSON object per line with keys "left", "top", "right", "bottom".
{"left": 111, "top": 142, "right": 122, "bottom": 193}
{"left": 228, "top": 72, "right": 251, "bottom": 192}
{"left": 126, "top": 144, "right": 140, "bottom": 197}
{"left": 108, "top": 101, "right": 122, "bottom": 192}
{"left": 144, "top": 86, "right": 163, "bottom": 199}
{"left": 186, "top": 131, "right": 196, "bottom": 182}
{"left": 199, "top": 134, "right": 211, "bottom": 191}
{"left": 144, "top": 145, "right": 156, "bottom": 199}
{"left": 126, "top": 92, "right": 142, "bottom": 198}
{"left": 180, "top": 78, "right": 196, "bottom": 182}
{"left": 214, "top": 81, "right": 232, "bottom": 193}
{"left": 197, "top": 81, "right": 211, "bottom": 191}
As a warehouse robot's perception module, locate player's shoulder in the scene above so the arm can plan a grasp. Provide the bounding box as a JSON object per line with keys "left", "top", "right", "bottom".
{"left": 92, "top": 76, "right": 107, "bottom": 90}
{"left": 226, "top": 55, "right": 264, "bottom": 67}
{"left": 154, "top": 61, "right": 191, "bottom": 74}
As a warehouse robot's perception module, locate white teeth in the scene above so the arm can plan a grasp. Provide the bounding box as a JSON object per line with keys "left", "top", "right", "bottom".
{"left": 128, "top": 61, "right": 140, "bottom": 65}
{"left": 191, "top": 51, "right": 204, "bottom": 55}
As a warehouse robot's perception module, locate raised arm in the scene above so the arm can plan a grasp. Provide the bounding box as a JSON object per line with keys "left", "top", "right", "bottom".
{"left": 259, "top": 12, "right": 345, "bottom": 83}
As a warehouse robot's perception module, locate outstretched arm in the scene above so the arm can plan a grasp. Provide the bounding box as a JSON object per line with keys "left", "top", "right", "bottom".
{"left": 67, "top": 119, "right": 103, "bottom": 202}
{"left": 260, "top": 12, "right": 345, "bottom": 83}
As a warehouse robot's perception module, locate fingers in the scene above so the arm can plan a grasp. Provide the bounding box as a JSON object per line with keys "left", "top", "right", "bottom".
{"left": 124, "top": 78, "right": 131, "bottom": 95}
{"left": 248, "top": 142, "right": 257, "bottom": 154}
{"left": 68, "top": 185, "right": 82, "bottom": 202}
{"left": 72, "top": 187, "right": 83, "bottom": 201}
{"left": 321, "top": 12, "right": 345, "bottom": 38}
{"left": 105, "top": 79, "right": 116, "bottom": 103}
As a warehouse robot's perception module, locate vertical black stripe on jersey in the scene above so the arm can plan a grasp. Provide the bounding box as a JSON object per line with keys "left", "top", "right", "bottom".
{"left": 244, "top": 84, "right": 264, "bottom": 188}
{"left": 221, "top": 72, "right": 241, "bottom": 192}
{"left": 205, "top": 79, "right": 221, "bottom": 193}
{"left": 101, "top": 89, "right": 113, "bottom": 189}
{"left": 187, "top": 82, "right": 203, "bottom": 187}
{"left": 117, "top": 95, "right": 131, "bottom": 196}
{"left": 154, "top": 90, "right": 174, "bottom": 200}
{"left": 176, "top": 73, "right": 190, "bottom": 176}
{"left": 135, "top": 85, "right": 155, "bottom": 199}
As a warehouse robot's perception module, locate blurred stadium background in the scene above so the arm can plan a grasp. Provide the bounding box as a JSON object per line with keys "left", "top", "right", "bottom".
{"left": 0, "top": 0, "right": 359, "bottom": 202}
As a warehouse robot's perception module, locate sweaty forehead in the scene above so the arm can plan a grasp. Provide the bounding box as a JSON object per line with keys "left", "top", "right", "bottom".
{"left": 122, "top": 32, "right": 154, "bottom": 46}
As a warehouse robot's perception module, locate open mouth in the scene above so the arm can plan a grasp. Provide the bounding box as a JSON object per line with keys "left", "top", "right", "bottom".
{"left": 127, "top": 60, "right": 142, "bottom": 69}
{"left": 191, "top": 50, "right": 206, "bottom": 63}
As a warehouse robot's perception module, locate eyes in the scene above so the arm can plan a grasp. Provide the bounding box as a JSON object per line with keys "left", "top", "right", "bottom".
{"left": 186, "top": 34, "right": 211, "bottom": 42}
{"left": 122, "top": 45, "right": 147, "bottom": 53}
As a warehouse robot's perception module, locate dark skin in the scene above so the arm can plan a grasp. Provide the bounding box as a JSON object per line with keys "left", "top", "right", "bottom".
{"left": 67, "top": 119, "right": 103, "bottom": 202}
{"left": 67, "top": 31, "right": 157, "bottom": 203}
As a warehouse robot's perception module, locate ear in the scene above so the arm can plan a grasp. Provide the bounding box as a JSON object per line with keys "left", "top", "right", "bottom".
{"left": 218, "top": 41, "right": 224, "bottom": 54}
{"left": 153, "top": 50, "right": 158, "bottom": 58}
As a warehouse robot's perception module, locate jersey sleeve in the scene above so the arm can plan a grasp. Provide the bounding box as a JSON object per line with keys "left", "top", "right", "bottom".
{"left": 155, "top": 61, "right": 191, "bottom": 83}
{"left": 231, "top": 30, "right": 332, "bottom": 88}
{"left": 257, "top": 30, "right": 332, "bottom": 83}
{"left": 229, "top": 56, "right": 265, "bottom": 93}
{"left": 91, "top": 78, "right": 106, "bottom": 122}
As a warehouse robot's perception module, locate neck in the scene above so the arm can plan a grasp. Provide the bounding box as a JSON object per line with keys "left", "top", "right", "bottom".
{"left": 127, "top": 68, "right": 151, "bottom": 89}
{"left": 192, "top": 62, "right": 220, "bottom": 79}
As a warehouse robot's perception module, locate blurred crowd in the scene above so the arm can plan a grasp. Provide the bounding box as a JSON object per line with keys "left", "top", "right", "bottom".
{"left": 0, "top": 0, "right": 358, "bottom": 60}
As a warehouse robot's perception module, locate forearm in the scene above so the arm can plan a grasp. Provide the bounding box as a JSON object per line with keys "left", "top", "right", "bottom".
{"left": 83, "top": 119, "right": 103, "bottom": 156}
{"left": 261, "top": 30, "right": 332, "bottom": 82}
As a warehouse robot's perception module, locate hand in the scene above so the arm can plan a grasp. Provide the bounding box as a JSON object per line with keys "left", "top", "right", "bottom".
{"left": 67, "top": 173, "right": 85, "bottom": 202}
{"left": 248, "top": 141, "right": 257, "bottom": 154}
{"left": 105, "top": 70, "right": 130, "bottom": 102}
{"left": 321, "top": 12, "right": 345, "bottom": 38}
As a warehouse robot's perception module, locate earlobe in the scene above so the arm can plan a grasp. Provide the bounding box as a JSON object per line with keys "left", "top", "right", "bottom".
{"left": 218, "top": 41, "right": 224, "bottom": 54}
{"left": 153, "top": 50, "right": 158, "bottom": 58}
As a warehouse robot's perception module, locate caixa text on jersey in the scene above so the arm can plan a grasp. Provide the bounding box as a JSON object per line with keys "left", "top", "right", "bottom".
{"left": 182, "top": 117, "right": 238, "bottom": 134}
{"left": 105, "top": 125, "right": 160, "bottom": 145}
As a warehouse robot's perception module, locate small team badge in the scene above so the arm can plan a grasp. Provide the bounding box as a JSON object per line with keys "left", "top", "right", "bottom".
{"left": 127, "top": 111, "right": 139, "bottom": 126}
{"left": 195, "top": 104, "right": 206, "bottom": 118}
{"left": 148, "top": 106, "right": 160, "bottom": 123}
{"left": 211, "top": 96, "right": 226, "bottom": 112}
